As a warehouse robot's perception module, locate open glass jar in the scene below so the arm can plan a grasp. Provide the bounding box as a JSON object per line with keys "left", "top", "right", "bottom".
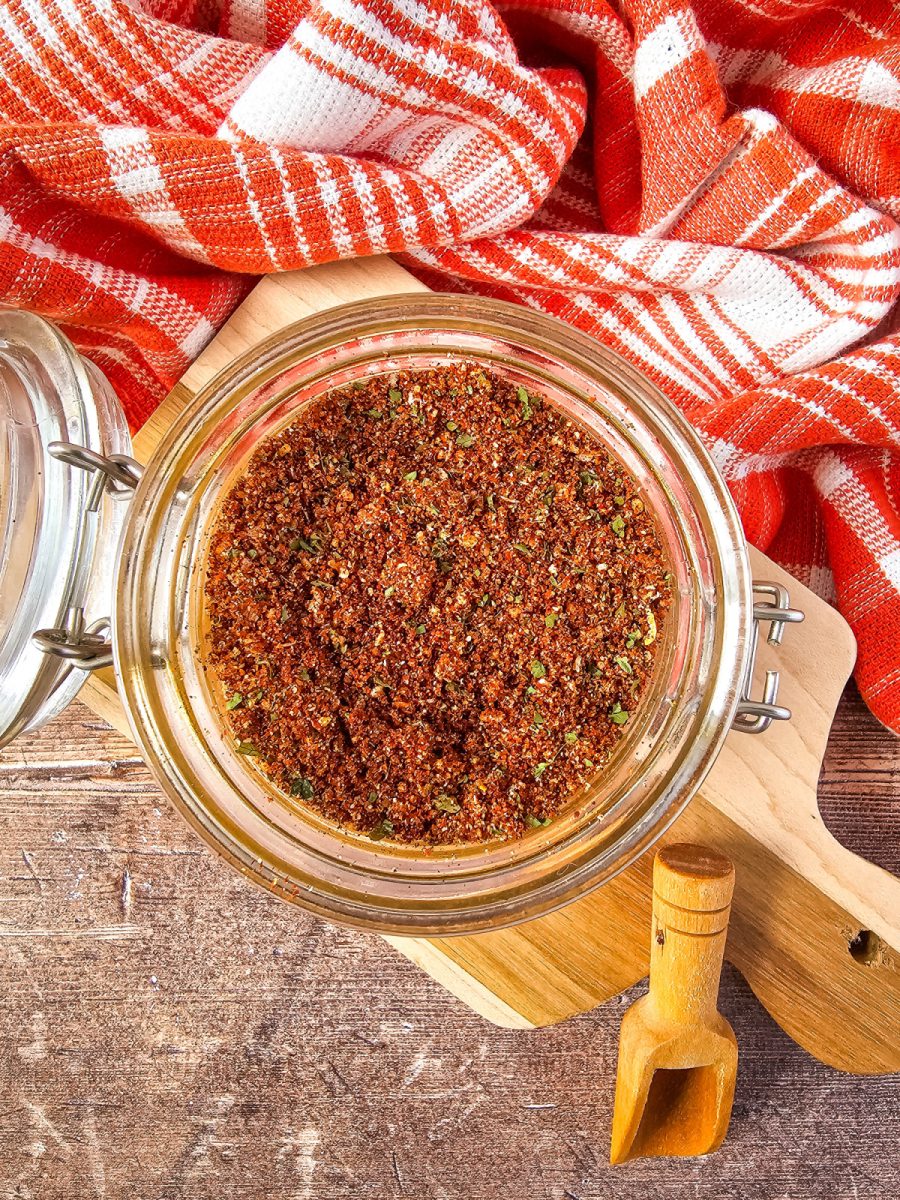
{"left": 0, "top": 296, "right": 802, "bottom": 934}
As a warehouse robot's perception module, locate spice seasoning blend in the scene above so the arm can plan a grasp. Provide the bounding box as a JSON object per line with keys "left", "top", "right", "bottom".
{"left": 204, "top": 363, "right": 671, "bottom": 845}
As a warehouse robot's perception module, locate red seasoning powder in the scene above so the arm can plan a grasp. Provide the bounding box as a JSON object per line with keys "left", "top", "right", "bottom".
{"left": 204, "top": 363, "right": 671, "bottom": 845}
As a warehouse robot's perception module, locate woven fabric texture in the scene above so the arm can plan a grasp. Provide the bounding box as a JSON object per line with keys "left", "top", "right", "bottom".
{"left": 1, "top": 0, "right": 899, "bottom": 729}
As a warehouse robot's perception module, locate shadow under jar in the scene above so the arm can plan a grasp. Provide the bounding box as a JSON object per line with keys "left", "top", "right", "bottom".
{"left": 2, "top": 296, "right": 798, "bottom": 935}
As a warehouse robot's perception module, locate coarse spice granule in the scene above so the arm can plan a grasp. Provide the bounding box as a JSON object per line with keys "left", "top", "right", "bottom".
{"left": 203, "top": 363, "right": 671, "bottom": 845}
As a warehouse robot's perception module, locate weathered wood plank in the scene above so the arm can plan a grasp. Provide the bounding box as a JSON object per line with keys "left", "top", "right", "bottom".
{"left": 0, "top": 687, "right": 897, "bottom": 1197}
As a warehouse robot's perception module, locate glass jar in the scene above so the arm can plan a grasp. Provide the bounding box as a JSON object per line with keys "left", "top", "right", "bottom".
{"left": 0, "top": 310, "right": 134, "bottom": 743}
{"left": 0, "top": 296, "right": 802, "bottom": 934}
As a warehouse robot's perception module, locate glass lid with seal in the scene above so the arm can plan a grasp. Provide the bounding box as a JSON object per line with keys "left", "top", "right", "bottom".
{"left": 0, "top": 310, "right": 137, "bottom": 747}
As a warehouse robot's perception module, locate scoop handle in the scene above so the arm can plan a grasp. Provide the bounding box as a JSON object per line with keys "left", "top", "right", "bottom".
{"left": 647, "top": 843, "right": 735, "bottom": 1026}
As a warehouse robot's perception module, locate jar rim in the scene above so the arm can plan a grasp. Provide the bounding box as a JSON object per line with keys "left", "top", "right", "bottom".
{"left": 114, "top": 294, "right": 752, "bottom": 934}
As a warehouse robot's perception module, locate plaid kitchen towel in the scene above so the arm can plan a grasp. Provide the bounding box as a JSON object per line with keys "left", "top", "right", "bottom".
{"left": 1, "top": 0, "right": 899, "bottom": 730}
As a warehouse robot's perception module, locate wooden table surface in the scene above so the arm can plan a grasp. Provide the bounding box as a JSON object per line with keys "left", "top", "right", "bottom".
{"left": 1, "top": 684, "right": 897, "bottom": 1199}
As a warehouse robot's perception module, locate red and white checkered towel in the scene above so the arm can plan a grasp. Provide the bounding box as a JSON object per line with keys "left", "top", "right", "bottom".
{"left": 2, "top": 0, "right": 899, "bottom": 730}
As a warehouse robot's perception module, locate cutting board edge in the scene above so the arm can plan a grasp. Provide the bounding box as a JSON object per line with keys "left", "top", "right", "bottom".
{"left": 384, "top": 936, "right": 535, "bottom": 1030}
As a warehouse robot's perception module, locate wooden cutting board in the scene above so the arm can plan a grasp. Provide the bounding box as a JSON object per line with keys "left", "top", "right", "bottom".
{"left": 82, "top": 257, "right": 900, "bottom": 1076}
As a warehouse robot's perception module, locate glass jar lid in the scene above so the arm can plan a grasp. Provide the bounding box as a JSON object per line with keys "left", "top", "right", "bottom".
{"left": 0, "top": 310, "right": 133, "bottom": 747}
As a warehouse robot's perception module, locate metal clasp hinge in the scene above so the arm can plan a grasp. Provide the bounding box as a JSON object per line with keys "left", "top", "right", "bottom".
{"left": 47, "top": 442, "right": 143, "bottom": 498}
{"left": 31, "top": 444, "right": 144, "bottom": 672}
{"left": 732, "top": 581, "right": 805, "bottom": 734}
{"left": 33, "top": 616, "right": 114, "bottom": 671}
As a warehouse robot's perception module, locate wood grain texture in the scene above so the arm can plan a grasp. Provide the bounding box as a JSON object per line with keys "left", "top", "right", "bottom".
{"left": 609, "top": 846, "right": 737, "bottom": 1164}
{"left": 395, "top": 790, "right": 900, "bottom": 1073}
{"left": 0, "top": 690, "right": 897, "bottom": 1198}
{"left": 78, "top": 256, "right": 899, "bottom": 1074}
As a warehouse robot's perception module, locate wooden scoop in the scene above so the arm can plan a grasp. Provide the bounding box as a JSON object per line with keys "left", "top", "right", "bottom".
{"left": 610, "top": 842, "right": 737, "bottom": 1164}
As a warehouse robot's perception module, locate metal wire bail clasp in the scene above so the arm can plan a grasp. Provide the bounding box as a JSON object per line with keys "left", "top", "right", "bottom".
{"left": 732, "top": 581, "right": 805, "bottom": 734}
{"left": 31, "top": 443, "right": 144, "bottom": 673}
{"left": 32, "top": 616, "right": 114, "bottom": 671}
{"left": 47, "top": 441, "right": 143, "bottom": 498}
